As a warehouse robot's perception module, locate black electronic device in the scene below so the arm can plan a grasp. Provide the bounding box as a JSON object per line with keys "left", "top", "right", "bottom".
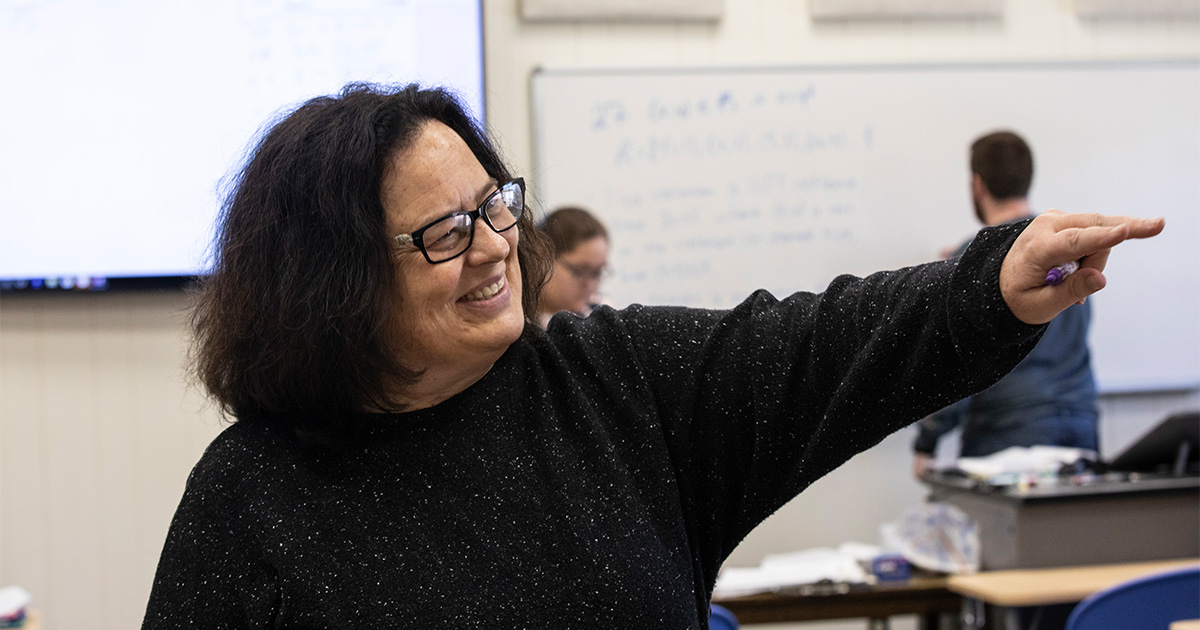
{"left": 1109, "top": 411, "right": 1200, "bottom": 475}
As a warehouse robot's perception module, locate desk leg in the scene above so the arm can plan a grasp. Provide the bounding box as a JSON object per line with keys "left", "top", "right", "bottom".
{"left": 961, "top": 597, "right": 986, "bottom": 629}
{"left": 1000, "top": 606, "right": 1019, "bottom": 630}
{"left": 963, "top": 602, "right": 1023, "bottom": 630}
{"left": 920, "top": 612, "right": 956, "bottom": 630}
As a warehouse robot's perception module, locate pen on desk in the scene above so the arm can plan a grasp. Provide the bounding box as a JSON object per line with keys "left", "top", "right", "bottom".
{"left": 1045, "top": 261, "right": 1079, "bottom": 286}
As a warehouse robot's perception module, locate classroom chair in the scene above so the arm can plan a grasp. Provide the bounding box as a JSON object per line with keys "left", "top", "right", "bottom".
{"left": 709, "top": 603, "right": 739, "bottom": 630}
{"left": 1064, "top": 565, "right": 1199, "bottom": 630}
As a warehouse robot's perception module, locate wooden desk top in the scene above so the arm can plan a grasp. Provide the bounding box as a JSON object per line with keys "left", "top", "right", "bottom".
{"left": 947, "top": 558, "right": 1200, "bottom": 607}
{"left": 713, "top": 576, "right": 959, "bottom": 624}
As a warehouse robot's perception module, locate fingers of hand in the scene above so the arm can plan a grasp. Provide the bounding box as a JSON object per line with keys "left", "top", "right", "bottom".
{"left": 1131, "top": 216, "right": 1166, "bottom": 238}
{"left": 1094, "top": 214, "right": 1165, "bottom": 239}
{"left": 1074, "top": 250, "right": 1111, "bottom": 287}
{"left": 1062, "top": 267, "right": 1107, "bottom": 303}
{"left": 1045, "top": 211, "right": 1164, "bottom": 238}
{"left": 1029, "top": 213, "right": 1162, "bottom": 286}
{"left": 1041, "top": 224, "right": 1126, "bottom": 267}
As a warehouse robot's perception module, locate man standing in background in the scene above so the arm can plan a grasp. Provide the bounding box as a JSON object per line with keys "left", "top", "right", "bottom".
{"left": 912, "top": 131, "right": 1100, "bottom": 477}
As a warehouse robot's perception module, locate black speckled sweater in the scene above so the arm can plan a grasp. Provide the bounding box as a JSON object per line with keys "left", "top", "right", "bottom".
{"left": 143, "top": 221, "right": 1042, "bottom": 629}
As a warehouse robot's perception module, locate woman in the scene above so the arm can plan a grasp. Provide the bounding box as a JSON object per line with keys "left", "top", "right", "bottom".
{"left": 143, "top": 83, "right": 1161, "bottom": 629}
{"left": 536, "top": 206, "right": 610, "bottom": 327}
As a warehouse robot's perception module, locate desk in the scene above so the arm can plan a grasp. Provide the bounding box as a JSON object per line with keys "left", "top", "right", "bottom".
{"left": 947, "top": 558, "right": 1200, "bottom": 607}
{"left": 713, "top": 577, "right": 959, "bottom": 629}
{"left": 947, "top": 558, "right": 1200, "bottom": 629}
{"left": 925, "top": 472, "right": 1200, "bottom": 569}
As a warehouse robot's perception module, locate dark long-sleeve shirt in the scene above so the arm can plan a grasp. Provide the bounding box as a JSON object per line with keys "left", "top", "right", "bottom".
{"left": 143, "top": 220, "right": 1042, "bottom": 629}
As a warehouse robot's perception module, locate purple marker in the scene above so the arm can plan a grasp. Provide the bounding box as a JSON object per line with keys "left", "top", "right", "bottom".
{"left": 1045, "top": 261, "right": 1079, "bottom": 286}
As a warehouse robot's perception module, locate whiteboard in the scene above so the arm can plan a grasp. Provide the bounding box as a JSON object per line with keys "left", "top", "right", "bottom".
{"left": 532, "top": 62, "right": 1200, "bottom": 393}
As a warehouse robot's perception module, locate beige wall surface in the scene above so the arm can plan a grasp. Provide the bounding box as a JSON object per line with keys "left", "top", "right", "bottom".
{"left": 2, "top": 2, "right": 1197, "bottom": 629}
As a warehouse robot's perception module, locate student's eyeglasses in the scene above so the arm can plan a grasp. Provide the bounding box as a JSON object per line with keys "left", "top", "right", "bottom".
{"left": 393, "top": 178, "right": 525, "bottom": 264}
{"left": 559, "top": 261, "right": 608, "bottom": 282}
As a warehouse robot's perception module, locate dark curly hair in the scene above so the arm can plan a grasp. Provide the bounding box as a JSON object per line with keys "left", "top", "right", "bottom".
{"left": 970, "top": 130, "right": 1034, "bottom": 200}
{"left": 191, "top": 83, "right": 553, "bottom": 444}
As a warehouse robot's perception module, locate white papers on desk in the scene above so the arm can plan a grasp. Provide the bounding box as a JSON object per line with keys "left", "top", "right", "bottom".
{"left": 712, "top": 544, "right": 873, "bottom": 598}
{"left": 955, "top": 445, "right": 1094, "bottom": 480}
{"left": 0, "top": 585, "right": 31, "bottom": 619}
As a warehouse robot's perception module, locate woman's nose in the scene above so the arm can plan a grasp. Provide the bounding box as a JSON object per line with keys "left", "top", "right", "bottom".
{"left": 466, "top": 219, "right": 512, "bottom": 264}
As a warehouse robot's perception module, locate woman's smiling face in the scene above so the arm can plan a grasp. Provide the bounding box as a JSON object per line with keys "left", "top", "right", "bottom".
{"left": 382, "top": 120, "right": 525, "bottom": 375}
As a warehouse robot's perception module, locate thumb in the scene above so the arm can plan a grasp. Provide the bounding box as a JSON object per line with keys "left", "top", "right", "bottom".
{"left": 1062, "top": 267, "right": 1107, "bottom": 305}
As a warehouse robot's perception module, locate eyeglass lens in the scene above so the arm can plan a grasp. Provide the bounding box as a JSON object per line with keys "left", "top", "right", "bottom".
{"left": 562, "top": 262, "right": 606, "bottom": 281}
{"left": 422, "top": 180, "right": 524, "bottom": 262}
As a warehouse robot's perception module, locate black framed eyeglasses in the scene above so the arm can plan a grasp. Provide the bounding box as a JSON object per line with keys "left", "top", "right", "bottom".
{"left": 393, "top": 178, "right": 525, "bottom": 264}
{"left": 559, "top": 261, "right": 608, "bottom": 282}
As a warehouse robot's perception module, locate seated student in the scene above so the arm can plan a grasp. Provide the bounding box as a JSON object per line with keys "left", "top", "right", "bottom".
{"left": 536, "top": 206, "right": 610, "bottom": 328}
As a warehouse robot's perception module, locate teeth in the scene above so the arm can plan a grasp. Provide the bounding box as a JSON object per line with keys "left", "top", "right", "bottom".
{"left": 464, "top": 276, "right": 505, "bottom": 302}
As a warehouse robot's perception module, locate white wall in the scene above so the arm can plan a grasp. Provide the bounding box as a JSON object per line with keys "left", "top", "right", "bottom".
{"left": 1, "top": 292, "right": 224, "bottom": 630}
{"left": 1, "top": 2, "right": 1197, "bottom": 629}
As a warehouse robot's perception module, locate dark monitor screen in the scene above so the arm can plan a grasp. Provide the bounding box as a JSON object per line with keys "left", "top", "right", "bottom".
{"left": 1109, "top": 412, "right": 1200, "bottom": 474}
{"left": 0, "top": 0, "right": 484, "bottom": 293}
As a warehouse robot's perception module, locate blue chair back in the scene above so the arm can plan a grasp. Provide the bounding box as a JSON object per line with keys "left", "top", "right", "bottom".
{"left": 1065, "top": 565, "right": 1200, "bottom": 630}
{"left": 709, "top": 603, "right": 739, "bottom": 630}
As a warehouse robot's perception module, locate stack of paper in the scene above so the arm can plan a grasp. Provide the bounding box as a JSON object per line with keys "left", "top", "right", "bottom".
{"left": 956, "top": 445, "right": 1094, "bottom": 481}
{"left": 713, "top": 544, "right": 875, "bottom": 598}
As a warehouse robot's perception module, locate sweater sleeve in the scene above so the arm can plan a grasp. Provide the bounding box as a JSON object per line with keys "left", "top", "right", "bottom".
{"left": 619, "top": 219, "right": 1044, "bottom": 589}
{"left": 142, "top": 439, "right": 281, "bottom": 629}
